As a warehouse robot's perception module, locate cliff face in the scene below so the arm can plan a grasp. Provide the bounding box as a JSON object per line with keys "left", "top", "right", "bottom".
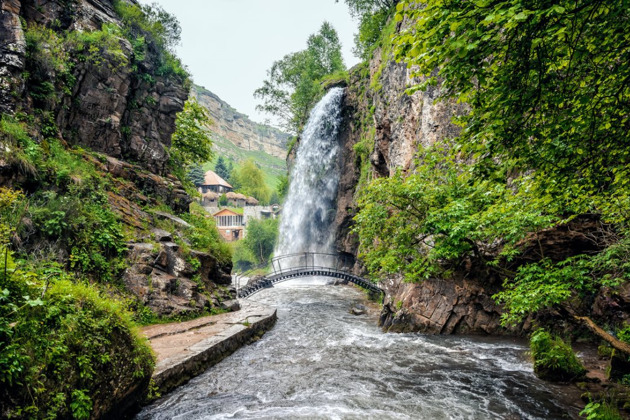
{"left": 1, "top": 0, "right": 236, "bottom": 415}
{"left": 192, "top": 84, "right": 290, "bottom": 160}
{"left": 333, "top": 26, "right": 508, "bottom": 335}
{"left": 2, "top": 0, "right": 187, "bottom": 175}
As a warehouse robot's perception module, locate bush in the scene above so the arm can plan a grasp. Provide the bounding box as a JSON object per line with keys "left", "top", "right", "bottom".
{"left": 0, "top": 268, "right": 154, "bottom": 419}
{"left": 529, "top": 329, "right": 586, "bottom": 382}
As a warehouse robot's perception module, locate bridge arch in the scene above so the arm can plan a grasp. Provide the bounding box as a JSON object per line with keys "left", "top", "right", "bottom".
{"left": 235, "top": 253, "right": 383, "bottom": 299}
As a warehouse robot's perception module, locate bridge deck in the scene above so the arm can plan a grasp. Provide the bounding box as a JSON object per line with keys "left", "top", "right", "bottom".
{"left": 236, "top": 265, "right": 383, "bottom": 299}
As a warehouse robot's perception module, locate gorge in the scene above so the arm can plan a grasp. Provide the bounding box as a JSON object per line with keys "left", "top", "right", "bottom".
{"left": 1, "top": 0, "right": 630, "bottom": 418}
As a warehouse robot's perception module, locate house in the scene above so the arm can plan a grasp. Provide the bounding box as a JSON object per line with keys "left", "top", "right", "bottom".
{"left": 198, "top": 170, "right": 233, "bottom": 195}
{"left": 213, "top": 208, "right": 244, "bottom": 241}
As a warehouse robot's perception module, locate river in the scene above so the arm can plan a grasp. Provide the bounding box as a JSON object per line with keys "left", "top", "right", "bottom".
{"left": 138, "top": 278, "right": 580, "bottom": 419}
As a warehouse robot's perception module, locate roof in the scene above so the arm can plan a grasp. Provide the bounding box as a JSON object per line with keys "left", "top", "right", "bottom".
{"left": 226, "top": 192, "right": 246, "bottom": 200}
{"left": 203, "top": 170, "right": 232, "bottom": 189}
{"left": 213, "top": 209, "right": 241, "bottom": 217}
{"left": 202, "top": 191, "right": 219, "bottom": 199}
{"left": 245, "top": 196, "right": 259, "bottom": 205}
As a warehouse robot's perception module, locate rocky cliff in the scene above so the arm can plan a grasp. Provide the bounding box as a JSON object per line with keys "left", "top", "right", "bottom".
{"left": 2, "top": 0, "right": 189, "bottom": 175}
{"left": 0, "top": 1, "right": 235, "bottom": 416}
{"left": 192, "top": 84, "right": 290, "bottom": 160}
{"left": 331, "top": 23, "right": 513, "bottom": 335}
{"left": 333, "top": 20, "right": 630, "bottom": 339}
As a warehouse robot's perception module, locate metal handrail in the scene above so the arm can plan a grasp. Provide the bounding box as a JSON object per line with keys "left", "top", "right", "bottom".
{"left": 235, "top": 252, "right": 383, "bottom": 300}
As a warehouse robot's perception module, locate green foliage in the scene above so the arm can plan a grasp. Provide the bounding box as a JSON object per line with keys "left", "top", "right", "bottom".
{"left": 230, "top": 159, "right": 272, "bottom": 204}
{"left": 255, "top": 22, "right": 345, "bottom": 134}
{"left": 113, "top": 0, "right": 181, "bottom": 53}
{"left": 353, "top": 0, "right": 630, "bottom": 328}
{"left": 170, "top": 98, "right": 214, "bottom": 168}
{"left": 529, "top": 329, "right": 586, "bottom": 382}
{"left": 24, "top": 23, "right": 129, "bottom": 110}
{"left": 394, "top": 0, "right": 630, "bottom": 227}
{"left": 214, "top": 156, "right": 231, "bottom": 181}
{"left": 495, "top": 244, "right": 630, "bottom": 325}
{"left": 276, "top": 174, "right": 289, "bottom": 201}
{"left": 0, "top": 268, "right": 154, "bottom": 419}
{"left": 113, "top": 0, "right": 189, "bottom": 84}
{"left": 233, "top": 218, "right": 279, "bottom": 270}
{"left": 581, "top": 401, "right": 623, "bottom": 420}
{"left": 337, "top": 0, "right": 397, "bottom": 59}
{"left": 187, "top": 163, "right": 205, "bottom": 187}
{"left": 182, "top": 203, "right": 231, "bottom": 265}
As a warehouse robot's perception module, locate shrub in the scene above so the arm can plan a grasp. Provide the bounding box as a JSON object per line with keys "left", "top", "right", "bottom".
{"left": 529, "top": 329, "right": 586, "bottom": 382}
{"left": 0, "top": 269, "right": 154, "bottom": 419}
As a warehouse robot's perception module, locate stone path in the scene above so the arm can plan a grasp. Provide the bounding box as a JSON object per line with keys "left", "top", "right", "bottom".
{"left": 142, "top": 300, "right": 277, "bottom": 394}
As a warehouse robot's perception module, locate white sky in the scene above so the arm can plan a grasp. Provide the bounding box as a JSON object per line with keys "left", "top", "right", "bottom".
{"left": 138, "top": 0, "right": 360, "bottom": 126}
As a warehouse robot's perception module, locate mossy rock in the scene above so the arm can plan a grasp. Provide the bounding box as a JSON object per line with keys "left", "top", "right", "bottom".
{"left": 530, "top": 329, "right": 587, "bottom": 382}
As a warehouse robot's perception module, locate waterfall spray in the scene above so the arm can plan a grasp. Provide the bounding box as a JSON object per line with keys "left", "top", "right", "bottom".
{"left": 275, "top": 87, "right": 345, "bottom": 261}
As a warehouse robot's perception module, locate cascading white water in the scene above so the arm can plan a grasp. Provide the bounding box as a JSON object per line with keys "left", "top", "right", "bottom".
{"left": 275, "top": 87, "right": 345, "bottom": 258}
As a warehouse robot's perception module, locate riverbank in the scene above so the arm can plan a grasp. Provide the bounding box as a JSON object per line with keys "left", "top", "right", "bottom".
{"left": 142, "top": 300, "right": 277, "bottom": 397}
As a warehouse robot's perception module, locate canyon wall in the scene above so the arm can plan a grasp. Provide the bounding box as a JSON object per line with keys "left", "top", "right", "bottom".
{"left": 332, "top": 26, "right": 513, "bottom": 335}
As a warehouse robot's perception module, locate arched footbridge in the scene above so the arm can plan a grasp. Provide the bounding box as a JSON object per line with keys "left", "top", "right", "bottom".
{"left": 235, "top": 252, "right": 383, "bottom": 299}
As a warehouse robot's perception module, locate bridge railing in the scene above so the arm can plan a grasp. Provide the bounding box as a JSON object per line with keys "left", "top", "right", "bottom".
{"left": 270, "top": 252, "right": 355, "bottom": 275}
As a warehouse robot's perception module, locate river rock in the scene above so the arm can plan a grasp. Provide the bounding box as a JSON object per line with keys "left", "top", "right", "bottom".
{"left": 350, "top": 304, "right": 368, "bottom": 316}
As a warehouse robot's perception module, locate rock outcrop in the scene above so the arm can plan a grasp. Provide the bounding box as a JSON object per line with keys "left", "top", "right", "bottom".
{"left": 0, "top": 0, "right": 235, "bottom": 321}
{"left": 3, "top": 0, "right": 188, "bottom": 174}
{"left": 332, "top": 24, "right": 502, "bottom": 335}
{"left": 192, "top": 84, "right": 289, "bottom": 160}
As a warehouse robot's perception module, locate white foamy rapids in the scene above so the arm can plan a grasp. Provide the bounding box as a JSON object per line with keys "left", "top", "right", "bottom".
{"left": 275, "top": 88, "right": 345, "bottom": 258}
{"left": 138, "top": 282, "right": 580, "bottom": 420}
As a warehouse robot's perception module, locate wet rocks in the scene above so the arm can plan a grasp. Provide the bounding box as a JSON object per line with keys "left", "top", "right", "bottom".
{"left": 350, "top": 304, "right": 368, "bottom": 316}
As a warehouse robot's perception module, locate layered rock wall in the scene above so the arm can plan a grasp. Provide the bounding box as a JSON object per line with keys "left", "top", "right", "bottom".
{"left": 2, "top": 0, "right": 187, "bottom": 174}
{"left": 192, "top": 84, "right": 289, "bottom": 160}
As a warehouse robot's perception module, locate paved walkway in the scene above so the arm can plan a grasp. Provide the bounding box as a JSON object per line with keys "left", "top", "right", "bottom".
{"left": 142, "top": 300, "right": 277, "bottom": 394}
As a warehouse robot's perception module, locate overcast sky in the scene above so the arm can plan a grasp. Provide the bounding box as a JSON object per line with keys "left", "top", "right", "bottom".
{"left": 138, "top": 0, "right": 360, "bottom": 127}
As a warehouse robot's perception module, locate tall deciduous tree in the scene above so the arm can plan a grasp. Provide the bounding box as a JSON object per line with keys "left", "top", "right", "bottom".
{"left": 255, "top": 22, "right": 345, "bottom": 134}
{"left": 231, "top": 159, "right": 271, "bottom": 204}
{"left": 336, "top": 0, "right": 398, "bottom": 58}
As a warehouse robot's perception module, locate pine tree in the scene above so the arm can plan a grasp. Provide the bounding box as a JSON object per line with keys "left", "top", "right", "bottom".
{"left": 214, "top": 156, "right": 230, "bottom": 180}
{"left": 187, "top": 164, "right": 205, "bottom": 187}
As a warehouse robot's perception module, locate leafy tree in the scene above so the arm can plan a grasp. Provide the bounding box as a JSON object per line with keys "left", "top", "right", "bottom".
{"left": 394, "top": 0, "right": 630, "bottom": 226}
{"left": 255, "top": 22, "right": 345, "bottom": 134}
{"left": 242, "top": 218, "right": 279, "bottom": 266}
{"left": 230, "top": 159, "right": 271, "bottom": 204}
{"left": 214, "top": 156, "right": 230, "bottom": 180}
{"left": 170, "top": 98, "right": 213, "bottom": 168}
{"left": 354, "top": 0, "right": 630, "bottom": 344}
{"left": 187, "top": 164, "right": 205, "bottom": 187}
{"left": 336, "top": 0, "right": 398, "bottom": 58}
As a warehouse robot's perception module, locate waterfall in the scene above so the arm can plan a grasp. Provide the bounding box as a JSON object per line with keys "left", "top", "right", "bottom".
{"left": 275, "top": 87, "right": 345, "bottom": 261}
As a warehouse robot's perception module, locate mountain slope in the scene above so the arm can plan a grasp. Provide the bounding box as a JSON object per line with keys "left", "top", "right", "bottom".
{"left": 192, "top": 85, "right": 289, "bottom": 187}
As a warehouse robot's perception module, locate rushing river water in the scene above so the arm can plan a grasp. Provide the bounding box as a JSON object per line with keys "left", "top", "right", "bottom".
{"left": 138, "top": 279, "right": 580, "bottom": 420}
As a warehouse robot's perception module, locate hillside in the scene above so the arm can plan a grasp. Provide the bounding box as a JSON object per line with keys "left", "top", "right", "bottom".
{"left": 192, "top": 85, "right": 289, "bottom": 188}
